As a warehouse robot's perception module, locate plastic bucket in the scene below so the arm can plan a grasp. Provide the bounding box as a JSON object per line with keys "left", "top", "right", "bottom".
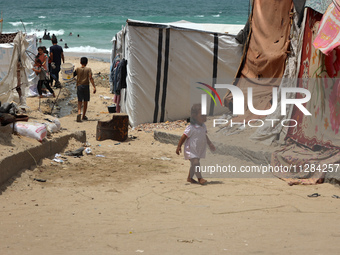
{"left": 61, "top": 63, "right": 74, "bottom": 80}
{"left": 108, "top": 105, "right": 116, "bottom": 113}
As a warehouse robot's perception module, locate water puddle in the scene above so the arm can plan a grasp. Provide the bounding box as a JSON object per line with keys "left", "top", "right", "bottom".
{"left": 51, "top": 80, "right": 77, "bottom": 118}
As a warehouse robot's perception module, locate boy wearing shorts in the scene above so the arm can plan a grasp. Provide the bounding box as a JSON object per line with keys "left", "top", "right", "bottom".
{"left": 74, "top": 57, "right": 96, "bottom": 122}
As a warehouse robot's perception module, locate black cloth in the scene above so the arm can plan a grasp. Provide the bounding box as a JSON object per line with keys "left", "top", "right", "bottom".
{"left": 293, "top": 0, "right": 306, "bottom": 27}
{"left": 114, "top": 58, "right": 127, "bottom": 95}
{"left": 49, "top": 44, "right": 63, "bottom": 67}
{"left": 37, "top": 80, "right": 54, "bottom": 96}
{"left": 77, "top": 84, "right": 90, "bottom": 102}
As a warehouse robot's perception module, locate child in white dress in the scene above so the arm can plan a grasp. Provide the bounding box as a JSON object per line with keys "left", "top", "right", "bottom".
{"left": 176, "top": 104, "right": 215, "bottom": 184}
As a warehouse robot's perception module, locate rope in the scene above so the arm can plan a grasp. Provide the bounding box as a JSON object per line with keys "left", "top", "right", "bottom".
{"left": 27, "top": 150, "right": 38, "bottom": 167}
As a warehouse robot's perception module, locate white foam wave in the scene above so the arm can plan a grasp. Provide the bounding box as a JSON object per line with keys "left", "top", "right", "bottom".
{"left": 38, "top": 16, "right": 46, "bottom": 19}
{"left": 27, "top": 29, "right": 65, "bottom": 38}
{"left": 64, "top": 46, "right": 111, "bottom": 54}
{"left": 213, "top": 14, "right": 220, "bottom": 17}
{"left": 9, "top": 21, "right": 33, "bottom": 27}
{"left": 195, "top": 15, "right": 204, "bottom": 18}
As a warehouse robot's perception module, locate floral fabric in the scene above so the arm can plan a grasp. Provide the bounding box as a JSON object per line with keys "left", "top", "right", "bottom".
{"left": 313, "top": 1, "right": 340, "bottom": 55}
{"left": 287, "top": 8, "right": 340, "bottom": 149}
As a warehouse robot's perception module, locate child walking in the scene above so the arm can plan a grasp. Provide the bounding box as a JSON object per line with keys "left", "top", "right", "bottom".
{"left": 74, "top": 57, "right": 96, "bottom": 122}
{"left": 176, "top": 104, "right": 215, "bottom": 185}
{"left": 32, "top": 58, "right": 55, "bottom": 98}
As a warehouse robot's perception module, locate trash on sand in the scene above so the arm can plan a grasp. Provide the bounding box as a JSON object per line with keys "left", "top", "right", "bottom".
{"left": 33, "top": 178, "right": 46, "bottom": 182}
{"left": 152, "top": 157, "right": 171, "bottom": 161}
{"left": 65, "top": 147, "right": 84, "bottom": 157}
{"left": 85, "top": 147, "right": 92, "bottom": 154}
{"left": 100, "top": 95, "right": 113, "bottom": 100}
{"left": 135, "top": 250, "right": 144, "bottom": 253}
{"left": 53, "top": 158, "right": 64, "bottom": 163}
{"left": 177, "top": 239, "right": 202, "bottom": 243}
{"left": 53, "top": 153, "right": 65, "bottom": 163}
{"left": 307, "top": 193, "right": 321, "bottom": 197}
{"left": 114, "top": 142, "right": 120, "bottom": 145}
{"left": 96, "top": 155, "right": 105, "bottom": 158}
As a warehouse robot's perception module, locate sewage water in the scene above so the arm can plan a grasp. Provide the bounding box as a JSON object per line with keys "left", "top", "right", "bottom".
{"left": 51, "top": 80, "right": 77, "bottom": 118}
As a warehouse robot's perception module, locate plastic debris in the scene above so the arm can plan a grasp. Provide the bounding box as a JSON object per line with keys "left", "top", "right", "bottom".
{"left": 152, "top": 157, "right": 171, "bottom": 161}
{"left": 85, "top": 147, "right": 92, "bottom": 154}
{"left": 53, "top": 153, "right": 64, "bottom": 163}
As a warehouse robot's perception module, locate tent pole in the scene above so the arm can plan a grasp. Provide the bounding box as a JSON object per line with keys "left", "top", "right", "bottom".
{"left": 16, "top": 62, "right": 22, "bottom": 104}
{"left": 50, "top": 86, "right": 62, "bottom": 114}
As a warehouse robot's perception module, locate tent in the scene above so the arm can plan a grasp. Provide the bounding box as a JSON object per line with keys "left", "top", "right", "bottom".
{"left": 0, "top": 31, "right": 37, "bottom": 108}
{"left": 111, "top": 19, "right": 244, "bottom": 127}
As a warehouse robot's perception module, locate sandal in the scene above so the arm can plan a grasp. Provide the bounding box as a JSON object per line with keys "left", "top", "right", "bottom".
{"left": 82, "top": 116, "right": 88, "bottom": 121}
{"left": 76, "top": 114, "right": 82, "bottom": 122}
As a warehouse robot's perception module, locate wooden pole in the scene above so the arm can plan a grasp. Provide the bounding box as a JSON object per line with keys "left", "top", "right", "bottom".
{"left": 16, "top": 61, "right": 22, "bottom": 103}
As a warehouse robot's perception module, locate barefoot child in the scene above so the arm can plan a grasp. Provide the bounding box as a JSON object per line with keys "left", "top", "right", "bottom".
{"left": 176, "top": 104, "right": 216, "bottom": 184}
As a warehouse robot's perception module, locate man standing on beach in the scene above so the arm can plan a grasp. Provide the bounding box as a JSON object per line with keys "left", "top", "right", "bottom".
{"left": 74, "top": 57, "right": 96, "bottom": 122}
{"left": 49, "top": 37, "right": 65, "bottom": 88}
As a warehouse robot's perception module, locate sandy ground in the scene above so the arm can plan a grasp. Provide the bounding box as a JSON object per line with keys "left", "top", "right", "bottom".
{"left": 1, "top": 55, "right": 340, "bottom": 255}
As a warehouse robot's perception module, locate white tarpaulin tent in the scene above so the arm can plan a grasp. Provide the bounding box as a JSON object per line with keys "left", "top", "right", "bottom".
{"left": 0, "top": 32, "right": 37, "bottom": 107}
{"left": 112, "top": 19, "right": 244, "bottom": 127}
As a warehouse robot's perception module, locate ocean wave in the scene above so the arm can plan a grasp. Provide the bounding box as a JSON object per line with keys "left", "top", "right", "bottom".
{"left": 27, "top": 29, "right": 65, "bottom": 38}
{"left": 64, "top": 46, "right": 111, "bottom": 54}
{"left": 38, "top": 16, "right": 46, "bottom": 19}
{"left": 9, "top": 21, "right": 33, "bottom": 27}
{"left": 195, "top": 15, "right": 204, "bottom": 18}
{"left": 213, "top": 14, "right": 220, "bottom": 17}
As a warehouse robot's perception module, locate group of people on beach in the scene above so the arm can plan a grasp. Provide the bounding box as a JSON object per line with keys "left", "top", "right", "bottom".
{"left": 33, "top": 37, "right": 64, "bottom": 98}
{"left": 33, "top": 35, "right": 96, "bottom": 123}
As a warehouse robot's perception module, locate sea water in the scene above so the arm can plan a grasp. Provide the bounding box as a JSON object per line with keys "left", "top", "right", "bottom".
{"left": 1, "top": 0, "right": 250, "bottom": 58}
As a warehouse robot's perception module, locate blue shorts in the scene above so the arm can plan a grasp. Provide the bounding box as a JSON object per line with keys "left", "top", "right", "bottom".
{"left": 77, "top": 84, "right": 90, "bottom": 102}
